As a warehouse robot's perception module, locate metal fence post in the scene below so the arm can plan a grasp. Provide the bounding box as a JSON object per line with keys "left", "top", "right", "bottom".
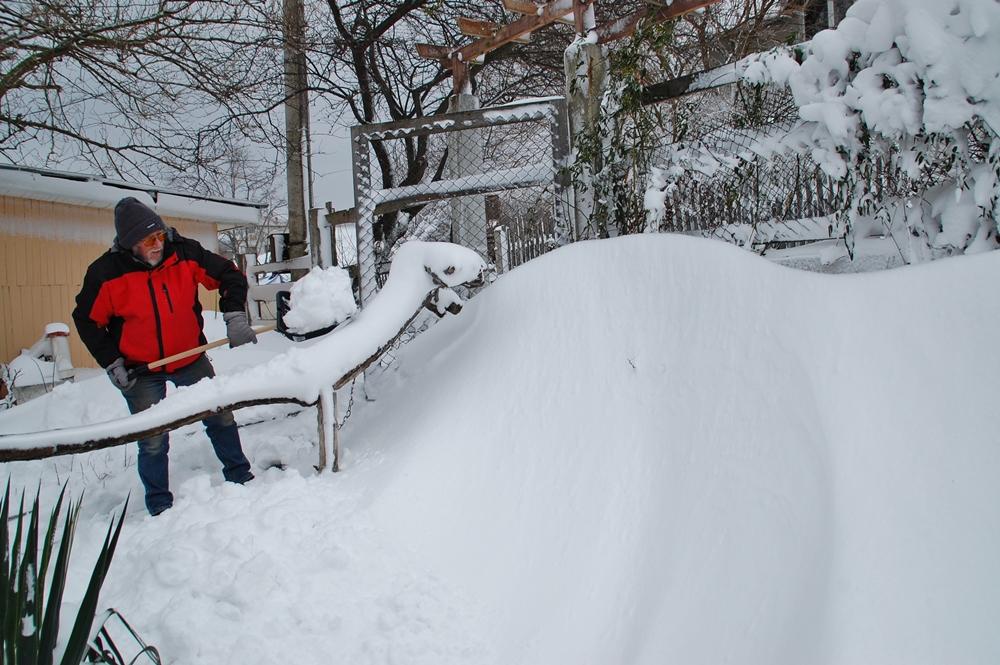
{"left": 447, "top": 93, "right": 487, "bottom": 256}
{"left": 347, "top": 99, "right": 574, "bottom": 399}
{"left": 351, "top": 127, "right": 377, "bottom": 307}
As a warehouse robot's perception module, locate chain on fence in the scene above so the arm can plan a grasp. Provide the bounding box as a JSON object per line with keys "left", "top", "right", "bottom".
{"left": 350, "top": 98, "right": 572, "bottom": 371}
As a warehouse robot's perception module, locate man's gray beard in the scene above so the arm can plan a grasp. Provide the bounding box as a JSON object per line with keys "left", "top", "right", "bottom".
{"left": 133, "top": 249, "right": 163, "bottom": 267}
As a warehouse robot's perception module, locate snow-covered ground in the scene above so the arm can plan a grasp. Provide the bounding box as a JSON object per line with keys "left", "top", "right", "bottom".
{"left": 1, "top": 234, "right": 998, "bottom": 663}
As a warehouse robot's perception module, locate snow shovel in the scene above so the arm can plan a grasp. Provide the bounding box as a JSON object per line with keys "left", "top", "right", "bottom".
{"left": 140, "top": 290, "right": 342, "bottom": 372}
{"left": 274, "top": 290, "right": 342, "bottom": 342}
{"left": 143, "top": 321, "right": 278, "bottom": 371}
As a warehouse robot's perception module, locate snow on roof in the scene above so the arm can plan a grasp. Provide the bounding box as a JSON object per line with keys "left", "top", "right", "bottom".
{"left": 0, "top": 164, "right": 265, "bottom": 228}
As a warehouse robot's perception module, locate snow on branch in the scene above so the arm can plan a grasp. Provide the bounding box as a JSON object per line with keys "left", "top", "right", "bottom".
{"left": 0, "top": 242, "right": 486, "bottom": 462}
{"left": 740, "top": 0, "right": 1000, "bottom": 256}
{"left": 646, "top": 0, "right": 1000, "bottom": 259}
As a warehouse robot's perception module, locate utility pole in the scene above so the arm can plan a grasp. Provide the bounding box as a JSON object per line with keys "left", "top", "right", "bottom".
{"left": 283, "top": 0, "right": 309, "bottom": 280}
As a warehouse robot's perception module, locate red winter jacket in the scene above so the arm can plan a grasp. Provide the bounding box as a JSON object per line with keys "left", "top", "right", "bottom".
{"left": 73, "top": 230, "right": 249, "bottom": 373}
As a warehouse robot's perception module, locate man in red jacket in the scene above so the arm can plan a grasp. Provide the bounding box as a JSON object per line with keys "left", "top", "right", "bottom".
{"left": 74, "top": 197, "right": 257, "bottom": 516}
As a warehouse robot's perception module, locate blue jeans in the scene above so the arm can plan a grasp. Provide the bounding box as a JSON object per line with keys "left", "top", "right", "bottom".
{"left": 123, "top": 354, "right": 253, "bottom": 515}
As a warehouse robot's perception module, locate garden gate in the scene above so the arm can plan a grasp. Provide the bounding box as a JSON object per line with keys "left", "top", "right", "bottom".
{"left": 351, "top": 97, "right": 573, "bottom": 308}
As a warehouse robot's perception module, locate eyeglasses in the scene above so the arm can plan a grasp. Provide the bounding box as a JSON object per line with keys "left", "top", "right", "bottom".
{"left": 138, "top": 231, "right": 167, "bottom": 248}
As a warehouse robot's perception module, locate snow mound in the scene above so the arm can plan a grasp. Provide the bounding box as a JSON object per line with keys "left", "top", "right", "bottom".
{"left": 352, "top": 234, "right": 1000, "bottom": 662}
{"left": 281, "top": 265, "right": 357, "bottom": 334}
{"left": 4, "top": 234, "right": 998, "bottom": 663}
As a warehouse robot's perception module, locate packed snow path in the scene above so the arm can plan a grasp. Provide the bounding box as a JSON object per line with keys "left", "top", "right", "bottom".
{"left": 1, "top": 234, "right": 997, "bottom": 663}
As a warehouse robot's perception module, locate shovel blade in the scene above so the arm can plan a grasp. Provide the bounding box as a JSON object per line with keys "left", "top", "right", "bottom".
{"left": 276, "top": 291, "right": 339, "bottom": 342}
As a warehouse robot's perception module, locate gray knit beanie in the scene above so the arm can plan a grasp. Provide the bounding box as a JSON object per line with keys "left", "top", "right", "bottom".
{"left": 115, "top": 197, "right": 167, "bottom": 250}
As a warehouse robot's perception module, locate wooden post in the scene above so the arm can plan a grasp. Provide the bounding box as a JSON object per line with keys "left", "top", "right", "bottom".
{"left": 308, "top": 207, "right": 323, "bottom": 269}
{"left": 283, "top": 0, "right": 310, "bottom": 281}
{"left": 452, "top": 54, "right": 471, "bottom": 96}
{"left": 324, "top": 206, "right": 358, "bottom": 268}
{"left": 564, "top": 5, "right": 606, "bottom": 241}
{"left": 332, "top": 390, "right": 340, "bottom": 472}
{"left": 317, "top": 385, "right": 334, "bottom": 471}
{"left": 573, "top": 0, "right": 588, "bottom": 35}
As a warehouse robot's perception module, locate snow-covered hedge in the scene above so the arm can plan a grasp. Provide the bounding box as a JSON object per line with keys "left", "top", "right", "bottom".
{"left": 743, "top": 0, "right": 1000, "bottom": 258}
{"left": 647, "top": 0, "right": 1000, "bottom": 261}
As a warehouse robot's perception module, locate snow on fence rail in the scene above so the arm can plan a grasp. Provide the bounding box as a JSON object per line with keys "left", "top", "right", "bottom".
{"left": 370, "top": 162, "right": 555, "bottom": 211}
{"left": 0, "top": 242, "right": 486, "bottom": 469}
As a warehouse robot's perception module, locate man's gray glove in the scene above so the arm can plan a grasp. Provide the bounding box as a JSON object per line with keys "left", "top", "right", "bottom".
{"left": 224, "top": 311, "right": 257, "bottom": 348}
{"left": 107, "top": 357, "right": 136, "bottom": 391}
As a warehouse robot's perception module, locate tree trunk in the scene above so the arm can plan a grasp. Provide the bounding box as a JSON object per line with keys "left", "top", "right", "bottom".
{"left": 284, "top": 0, "right": 310, "bottom": 280}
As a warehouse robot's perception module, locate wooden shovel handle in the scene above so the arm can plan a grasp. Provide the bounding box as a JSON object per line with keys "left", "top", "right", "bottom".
{"left": 146, "top": 322, "right": 277, "bottom": 370}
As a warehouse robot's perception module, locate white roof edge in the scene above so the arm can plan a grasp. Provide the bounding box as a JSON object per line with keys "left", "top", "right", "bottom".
{"left": 0, "top": 165, "right": 265, "bottom": 227}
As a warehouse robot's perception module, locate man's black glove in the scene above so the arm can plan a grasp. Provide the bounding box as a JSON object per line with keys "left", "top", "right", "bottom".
{"left": 224, "top": 311, "right": 257, "bottom": 348}
{"left": 107, "top": 357, "right": 136, "bottom": 391}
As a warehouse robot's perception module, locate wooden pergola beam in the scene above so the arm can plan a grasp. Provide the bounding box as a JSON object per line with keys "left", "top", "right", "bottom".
{"left": 419, "top": 0, "right": 584, "bottom": 92}
{"left": 455, "top": 0, "right": 576, "bottom": 64}
{"left": 452, "top": 54, "right": 471, "bottom": 94}
{"left": 458, "top": 17, "right": 531, "bottom": 43}
{"left": 503, "top": 0, "right": 543, "bottom": 15}
{"left": 417, "top": 0, "right": 723, "bottom": 94}
{"left": 504, "top": 0, "right": 577, "bottom": 25}
{"left": 416, "top": 43, "right": 451, "bottom": 62}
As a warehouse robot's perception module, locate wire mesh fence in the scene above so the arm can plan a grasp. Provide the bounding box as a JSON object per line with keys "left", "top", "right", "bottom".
{"left": 349, "top": 98, "right": 572, "bottom": 374}
{"left": 653, "top": 83, "right": 841, "bottom": 244}
{"left": 652, "top": 81, "right": 977, "bottom": 249}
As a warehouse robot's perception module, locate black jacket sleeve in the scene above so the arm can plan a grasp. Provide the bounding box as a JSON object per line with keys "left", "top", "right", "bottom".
{"left": 177, "top": 234, "right": 250, "bottom": 313}
{"left": 72, "top": 254, "right": 124, "bottom": 369}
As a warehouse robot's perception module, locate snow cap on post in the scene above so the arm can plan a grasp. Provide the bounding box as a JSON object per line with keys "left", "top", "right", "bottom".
{"left": 114, "top": 196, "right": 167, "bottom": 250}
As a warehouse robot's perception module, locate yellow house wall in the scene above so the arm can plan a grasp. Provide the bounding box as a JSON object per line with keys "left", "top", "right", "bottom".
{"left": 0, "top": 195, "right": 223, "bottom": 370}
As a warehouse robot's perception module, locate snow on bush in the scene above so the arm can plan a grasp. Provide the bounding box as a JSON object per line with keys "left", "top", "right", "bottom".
{"left": 648, "top": 0, "right": 1000, "bottom": 261}
{"left": 748, "top": 0, "right": 1000, "bottom": 258}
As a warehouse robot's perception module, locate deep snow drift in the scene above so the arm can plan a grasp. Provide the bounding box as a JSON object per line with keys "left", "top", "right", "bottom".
{"left": 1, "top": 235, "right": 998, "bottom": 664}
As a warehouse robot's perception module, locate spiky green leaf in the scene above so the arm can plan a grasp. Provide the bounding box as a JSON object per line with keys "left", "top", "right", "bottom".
{"left": 1, "top": 479, "right": 11, "bottom": 662}
{"left": 6, "top": 493, "right": 27, "bottom": 665}
{"left": 57, "top": 496, "right": 128, "bottom": 665}
{"left": 37, "top": 493, "right": 75, "bottom": 665}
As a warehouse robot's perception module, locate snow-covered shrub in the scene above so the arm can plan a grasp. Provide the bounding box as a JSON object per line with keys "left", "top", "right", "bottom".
{"left": 0, "top": 364, "right": 16, "bottom": 410}
{"left": 731, "top": 0, "right": 1000, "bottom": 260}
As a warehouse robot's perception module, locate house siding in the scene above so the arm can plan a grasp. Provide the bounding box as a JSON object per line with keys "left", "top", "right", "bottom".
{"left": 1, "top": 195, "right": 222, "bottom": 370}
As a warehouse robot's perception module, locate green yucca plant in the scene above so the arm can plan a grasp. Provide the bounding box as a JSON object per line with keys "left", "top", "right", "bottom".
{"left": 1, "top": 481, "right": 128, "bottom": 665}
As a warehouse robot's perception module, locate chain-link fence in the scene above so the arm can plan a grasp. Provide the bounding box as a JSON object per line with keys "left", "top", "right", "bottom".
{"left": 652, "top": 81, "right": 979, "bottom": 250}
{"left": 653, "top": 83, "right": 841, "bottom": 245}
{"left": 349, "top": 98, "right": 572, "bottom": 375}
{"left": 351, "top": 98, "right": 572, "bottom": 304}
